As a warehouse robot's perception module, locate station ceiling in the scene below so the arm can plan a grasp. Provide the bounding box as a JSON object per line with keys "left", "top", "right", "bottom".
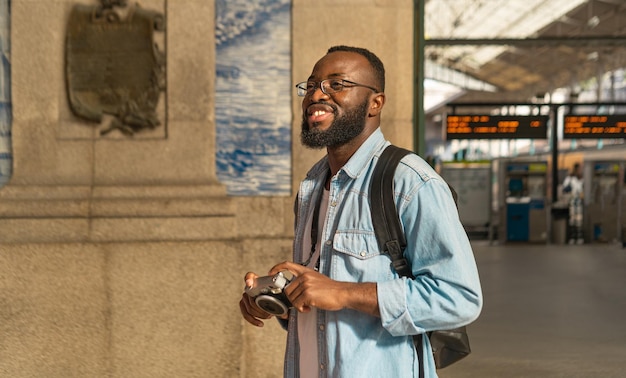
{"left": 424, "top": 0, "right": 626, "bottom": 112}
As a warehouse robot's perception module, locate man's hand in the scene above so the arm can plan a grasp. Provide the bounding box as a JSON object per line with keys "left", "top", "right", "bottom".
{"left": 269, "top": 261, "right": 380, "bottom": 317}
{"left": 239, "top": 272, "right": 274, "bottom": 327}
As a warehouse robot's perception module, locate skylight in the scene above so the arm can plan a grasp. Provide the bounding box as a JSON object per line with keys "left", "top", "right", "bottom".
{"left": 425, "top": 0, "right": 587, "bottom": 71}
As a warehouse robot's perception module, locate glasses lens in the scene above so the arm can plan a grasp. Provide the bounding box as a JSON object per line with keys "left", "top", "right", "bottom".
{"left": 296, "top": 82, "right": 307, "bottom": 97}
{"left": 322, "top": 79, "right": 345, "bottom": 94}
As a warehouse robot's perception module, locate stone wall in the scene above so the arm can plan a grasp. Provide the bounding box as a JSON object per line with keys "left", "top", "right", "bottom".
{"left": 0, "top": 0, "right": 414, "bottom": 377}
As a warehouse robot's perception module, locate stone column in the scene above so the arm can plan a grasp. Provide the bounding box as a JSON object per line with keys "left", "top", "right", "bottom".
{"left": 0, "top": 1, "right": 243, "bottom": 377}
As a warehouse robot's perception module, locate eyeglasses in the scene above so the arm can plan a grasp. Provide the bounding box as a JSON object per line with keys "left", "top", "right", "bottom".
{"left": 295, "top": 79, "right": 379, "bottom": 97}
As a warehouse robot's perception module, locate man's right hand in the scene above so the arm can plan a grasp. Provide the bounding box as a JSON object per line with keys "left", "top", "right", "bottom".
{"left": 239, "top": 272, "right": 274, "bottom": 327}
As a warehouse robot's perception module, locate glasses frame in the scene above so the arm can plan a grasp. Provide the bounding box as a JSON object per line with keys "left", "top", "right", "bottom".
{"left": 295, "top": 78, "right": 379, "bottom": 97}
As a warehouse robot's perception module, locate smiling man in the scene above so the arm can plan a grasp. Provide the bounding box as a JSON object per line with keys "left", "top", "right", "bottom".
{"left": 240, "top": 46, "right": 482, "bottom": 378}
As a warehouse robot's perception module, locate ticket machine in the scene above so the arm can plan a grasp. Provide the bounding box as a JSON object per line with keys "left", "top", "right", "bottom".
{"left": 499, "top": 160, "right": 549, "bottom": 243}
{"left": 583, "top": 160, "right": 625, "bottom": 243}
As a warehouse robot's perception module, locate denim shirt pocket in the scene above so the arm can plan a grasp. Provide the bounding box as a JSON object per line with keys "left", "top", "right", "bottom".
{"left": 331, "top": 231, "right": 396, "bottom": 282}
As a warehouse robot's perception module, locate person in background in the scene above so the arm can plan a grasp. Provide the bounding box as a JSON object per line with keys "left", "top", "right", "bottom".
{"left": 239, "top": 45, "right": 482, "bottom": 377}
{"left": 562, "top": 163, "right": 583, "bottom": 196}
{"left": 563, "top": 163, "right": 584, "bottom": 244}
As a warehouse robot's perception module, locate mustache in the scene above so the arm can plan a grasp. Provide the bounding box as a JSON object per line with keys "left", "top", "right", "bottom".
{"left": 305, "top": 101, "right": 337, "bottom": 115}
{"left": 302, "top": 102, "right": 337, "bottom": 129}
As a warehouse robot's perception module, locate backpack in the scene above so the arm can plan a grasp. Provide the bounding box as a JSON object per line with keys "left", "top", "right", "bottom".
{"left": 369, "top": 145, "right": 471, "bottom": 378}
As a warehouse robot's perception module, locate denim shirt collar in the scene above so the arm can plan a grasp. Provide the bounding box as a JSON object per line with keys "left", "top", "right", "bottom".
{"left": 341, "top": 127, "right": 387, "bottom": 179}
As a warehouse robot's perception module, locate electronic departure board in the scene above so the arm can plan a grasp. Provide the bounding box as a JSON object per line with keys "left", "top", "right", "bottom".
{"left": 446, "top": 115, "right": 548, "bottom": 140}
{"left": 563, "top": 115, "right": 626, "bottom": 139}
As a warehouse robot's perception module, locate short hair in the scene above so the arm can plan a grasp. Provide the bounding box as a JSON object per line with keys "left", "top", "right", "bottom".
{"left": 327, "top": 45, "right": 385, "bottom": 92}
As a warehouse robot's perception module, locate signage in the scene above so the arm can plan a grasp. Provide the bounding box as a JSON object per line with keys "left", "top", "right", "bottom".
{"left": 446, "top": 115, "right": 548, "bottom": 140}
{"left": 563, "top": 115, "right": 626, "bottom": 139}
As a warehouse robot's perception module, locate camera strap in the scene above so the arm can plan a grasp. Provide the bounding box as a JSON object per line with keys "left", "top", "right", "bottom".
{"left": 304, "top": 169, "right": 331, "bottom": 270}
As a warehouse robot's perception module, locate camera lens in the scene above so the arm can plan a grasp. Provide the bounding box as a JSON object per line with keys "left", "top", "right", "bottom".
{"left": 255, "top": 295, "right": 289, "bottom": 316}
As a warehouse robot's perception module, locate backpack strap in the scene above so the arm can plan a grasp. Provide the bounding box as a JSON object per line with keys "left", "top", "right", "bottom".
{"left": 370, "top": 144, "right": 459, "bottom": 276}
{"left": 370, "top": 145, "right": 427, "bottom": 378}
{"left": 369, "top": 144, "right": 413, "bottom": 278}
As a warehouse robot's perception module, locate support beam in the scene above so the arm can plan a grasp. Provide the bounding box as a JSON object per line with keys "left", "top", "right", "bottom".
{"left": 414, "top": 0, "right": 425, "bottom": 156}
{"left": 424, "top": 36, "right": 626, "bottom": 47}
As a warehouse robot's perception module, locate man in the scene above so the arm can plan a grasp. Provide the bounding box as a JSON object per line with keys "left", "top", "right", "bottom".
{"left": 562, "top": 162, "right": 583, "bottom": 196}
{"left": 563, "top": 162, "right": 584, "bottom": 244}
{"left": 240, "top": 45, "right": 482, "bottom": 377}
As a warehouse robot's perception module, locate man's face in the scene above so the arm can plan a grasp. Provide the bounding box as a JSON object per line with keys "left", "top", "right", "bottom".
{"left": 300, "top": 51, "right": 377, "bottom": 149}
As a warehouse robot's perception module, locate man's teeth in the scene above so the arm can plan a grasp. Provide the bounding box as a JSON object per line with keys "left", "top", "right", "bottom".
{"left": 313, "top": 110, "right": 326, "bottom": 116}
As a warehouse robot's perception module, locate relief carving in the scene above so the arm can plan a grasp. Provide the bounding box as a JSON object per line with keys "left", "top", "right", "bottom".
{"left": 66, "top": 0, "right": 166, "bottom": 136}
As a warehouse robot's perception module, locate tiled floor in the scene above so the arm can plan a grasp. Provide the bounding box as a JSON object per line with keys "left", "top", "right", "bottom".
{"left": 440, "top": 241, "right": 626, "bottom": 378}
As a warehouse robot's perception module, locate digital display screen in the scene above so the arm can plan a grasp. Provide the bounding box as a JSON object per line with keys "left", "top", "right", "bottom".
{"left": 446, "top": 115, "right": 548, "bottom": 140}
{"left": 563, "top": 115, "right": 626, "bottom": 139}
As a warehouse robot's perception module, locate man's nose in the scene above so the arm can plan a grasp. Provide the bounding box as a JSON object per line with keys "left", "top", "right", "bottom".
{"left": 309, "top": 84, "right": 330, "bottom": 102}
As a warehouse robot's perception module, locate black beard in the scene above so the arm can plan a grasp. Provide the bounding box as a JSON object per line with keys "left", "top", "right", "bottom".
{"left": 300, "top": 100, "right": 369, "bottom": 149}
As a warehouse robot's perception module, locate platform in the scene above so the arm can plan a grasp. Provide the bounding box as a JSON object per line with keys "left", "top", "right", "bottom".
{"left": 442, "top": 241, "right": 626, "bottom": 377}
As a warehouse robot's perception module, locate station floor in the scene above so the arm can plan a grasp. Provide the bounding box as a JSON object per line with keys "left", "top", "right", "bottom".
{"left": 440, "top": 240, "right": 626, "bottom": 378}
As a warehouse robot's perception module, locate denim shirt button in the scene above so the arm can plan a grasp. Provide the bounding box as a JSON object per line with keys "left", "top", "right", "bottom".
{"left": 319, "top": 324, "right": 325, "bottom": 331}
{"left": 325, "top": 240, "right": 332, "bottom": 246}
{"left": 330, "top": 200, "right": 337, "bottom": 207}
{"left": 360, "top": 251, "right": 367, "bottom": 257}
{"left": 320, "top": 364, "right": 325, "bottom": 370}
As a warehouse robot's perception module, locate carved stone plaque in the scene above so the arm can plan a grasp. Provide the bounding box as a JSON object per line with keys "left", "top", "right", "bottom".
{"left": 65, "top": 2, "right": 165, "bottom": 136}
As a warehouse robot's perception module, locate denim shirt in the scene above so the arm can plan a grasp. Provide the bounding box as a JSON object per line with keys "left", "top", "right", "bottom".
{"left": 283, "top": 128, "right": 483, "bottom": 378}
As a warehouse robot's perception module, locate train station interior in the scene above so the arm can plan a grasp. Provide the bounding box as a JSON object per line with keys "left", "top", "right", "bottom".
{"left": 422, "top": 0, "right": 625, "bottom": 249}
{"left": 423, "top": 1, "right": 626, "bottom": 376}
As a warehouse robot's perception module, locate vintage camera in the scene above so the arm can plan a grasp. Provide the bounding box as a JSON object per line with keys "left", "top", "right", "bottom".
{"left": 245, "top": 271, "right": 293, "bottom": 316}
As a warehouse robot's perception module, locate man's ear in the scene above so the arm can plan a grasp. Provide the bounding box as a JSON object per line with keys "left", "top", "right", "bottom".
{"left": 368, "top": 93, "right": 386, "bottom": 117}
